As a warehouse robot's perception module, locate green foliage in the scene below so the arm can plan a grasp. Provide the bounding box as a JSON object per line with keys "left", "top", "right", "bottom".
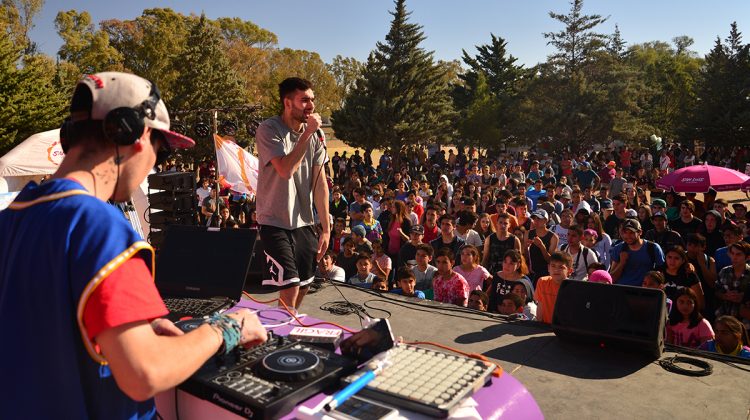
{"left": 544, "top": 0, "right": 609, "bottom": 74}
{"left": 101, "top": 8, "right": 193, "bottom": 100}
{"left": 332, "top": 0, "right": 456, "bottom": 160}
{"left": 689, "top": 22, "right": 750, "bottom": 148}
{"left": 453, "top": 34, "right": 525, "bottom": 149}
{"left": 54, "top": 10, "right": 123, "bottom": 74}
{"left": 627, "top": 39, "right": 702, "bottom": 141}
{"left": 327, "top": 55, "right": 365, "bottom": 108}
{"left": 1, "top": 0, "right": 44, "bottom": 54}
{"left": 169, "top": 15, "right": 247, "bottom": 161}
{"left": 0, "top": 31, "right": 67, "bottom": 155}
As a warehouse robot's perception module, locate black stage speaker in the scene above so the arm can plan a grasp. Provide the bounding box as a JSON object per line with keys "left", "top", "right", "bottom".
{"left": 148, "top": 190, "right": 195, "bottom": 212}
{"left": 552, "top": 280, "right": 666, "bottom": 358}
{"left": 148, "top": 171, "right": 195, "bottom": 191}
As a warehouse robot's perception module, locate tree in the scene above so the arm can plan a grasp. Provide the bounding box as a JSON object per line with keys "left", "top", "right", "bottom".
{"left": 101, "top": 8, "right": 193, "bottom": 100}
{"left": 453, "top": 34, "right": 525, "bottom": 149}
{"left": 458, "top": 73, "right": 502, "bottom": 148}
{"left": 169, "top": 15, "right": 247, "bottom": 160}
{"left": 327, "top": 55, "right": 364, "bottom": 108}
{"left": 332, "top": 0, "right": 456, "bottom": 163}
{"left": 690, "top": 22, "right": 750, "bottom": 148}
{"left": 455, "top": 34, "right": 524, "bottom": 109}
{"left": 628, "top": 40, "right": 702, "bottom": 141}
{"left": 0, "top": 30, "right": 67, "bottom": 155}
{"left": 1, "top": 0, "right": 44, "bottom": 54}
{"left": 54, "top": 10, "right": 123, "bottom": 74}
{"left": 544, "top": 0, "right": 609, "bottom": 74}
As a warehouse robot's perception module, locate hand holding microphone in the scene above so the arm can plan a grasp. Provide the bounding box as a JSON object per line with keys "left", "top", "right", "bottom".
{"left": 304, "top": 113, "right": 322, "bottom": 136}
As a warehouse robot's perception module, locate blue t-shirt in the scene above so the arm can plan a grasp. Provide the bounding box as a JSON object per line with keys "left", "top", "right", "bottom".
{"left": 714, "top": 246, "right": 731, "bottom": 272}
{"left": 391, "top": 289, "right": 426, "bottom": 299}
{"left": 610, "top": 240, "right": 665, "bottom": 286}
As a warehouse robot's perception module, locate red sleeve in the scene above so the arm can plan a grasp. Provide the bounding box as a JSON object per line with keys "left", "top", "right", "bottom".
{"left": 83, "top": 257, "right": 168, "bottom": 340}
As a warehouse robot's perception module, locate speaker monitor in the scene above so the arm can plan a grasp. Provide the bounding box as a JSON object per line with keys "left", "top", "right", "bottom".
{"left": 552, "top": 280, "right": 666, "bottom": 359}
{"left": 148, "top": 172, "right": 196, "bottom": 192}
{"left": 149, "top": 211, "right": 194, "bottom": 229}
{"left": 148, "top": 191, "right": 195, "bottom": 212}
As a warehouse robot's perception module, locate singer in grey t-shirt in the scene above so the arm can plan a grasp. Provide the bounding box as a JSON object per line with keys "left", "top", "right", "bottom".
{"left": 255, "top": 77, "right": 330, "bottom": 310}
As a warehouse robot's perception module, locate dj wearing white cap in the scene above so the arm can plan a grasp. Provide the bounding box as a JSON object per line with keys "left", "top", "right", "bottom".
{"left": 0, "top": 72, "right": 266, "bottom": 418}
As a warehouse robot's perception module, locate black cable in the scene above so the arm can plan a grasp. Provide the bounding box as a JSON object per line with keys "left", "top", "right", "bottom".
{"left": 155, "top": 411, "right": 164, "bottom": 420}
{"left": 316, "top": 281, "right": 554, "bottom": 331}
{"left": 658, "top": 355, "right": 713, "bottom": 377}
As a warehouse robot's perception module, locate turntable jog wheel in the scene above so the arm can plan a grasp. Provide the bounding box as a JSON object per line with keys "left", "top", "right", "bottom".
{"left": 258, "top": 349, "right": 324, "bottom": 382}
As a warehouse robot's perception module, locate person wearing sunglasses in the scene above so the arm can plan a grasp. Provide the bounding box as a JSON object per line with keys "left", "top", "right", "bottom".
{"left": 0, "top": 72, "right": 267, "bottom": 418}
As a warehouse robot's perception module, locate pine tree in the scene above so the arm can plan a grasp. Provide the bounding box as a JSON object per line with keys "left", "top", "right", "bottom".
{"left": 332, "top": 0, "right": 455, "bottom": 162}
{"left": 544, "top": 0, "right": 608, "bottom": 74}
{"left": 690, "top": 22, "right": 750, "bottom": 148}
{"left": 169, "top": 15, "right": 247, "bottom": 160}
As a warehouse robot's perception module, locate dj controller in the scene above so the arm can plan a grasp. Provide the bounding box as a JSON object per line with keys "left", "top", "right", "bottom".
{"left": 177, "top": 326, "right": 357, "bottom": 419}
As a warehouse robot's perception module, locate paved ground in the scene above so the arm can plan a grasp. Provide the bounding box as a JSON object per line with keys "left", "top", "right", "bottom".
{"left": 246, "top": 282, "right": 750, "bottom": 420}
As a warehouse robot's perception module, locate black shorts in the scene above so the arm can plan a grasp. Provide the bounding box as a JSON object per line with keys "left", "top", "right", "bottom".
{"left": 259, "top": 224, "right": 318, "bottom": 288}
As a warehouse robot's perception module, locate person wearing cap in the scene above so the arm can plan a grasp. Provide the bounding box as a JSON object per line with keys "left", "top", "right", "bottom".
{"left": 0, "top": 72, "right": 267, "bottom": 418}
{"left": 573, "top": 161, "right": 600, "bottom": 190}
{"left": 598, "top": 160, "right": 616, "bottom": 185}
{"left": 397, "top": 223, "right": 425, "bottom": 269}
{"left": 644, "top": 210, "right": 683, "bottom": 253}
{"left": 256, "top": 77, "right": 330, "bottom": 310}
{"left": 526, "top": 209, "right": 559, "bottom": 282}
{"left": 609, "top": 218, "right": 666, "bottom": 286}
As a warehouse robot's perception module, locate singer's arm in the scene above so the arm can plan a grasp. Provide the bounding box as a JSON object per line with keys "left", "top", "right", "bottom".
{"left": 313, "top": 164, "right": 330, "bottom": 260}
{"left": 269, "top": 131, "right": 315, "bottom": 180}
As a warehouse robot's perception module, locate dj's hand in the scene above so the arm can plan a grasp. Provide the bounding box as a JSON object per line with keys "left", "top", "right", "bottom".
{"left": 304, "top": 113, "right": 322, "bottom": 136}
{"left": 340, "top": 328, "right": 381, "bottom": 358}
{"left": 226, "top": 309, "right": 268, "bottom": 348}
{"left": 151, "top": 318, "right": 184, "bottom": 336}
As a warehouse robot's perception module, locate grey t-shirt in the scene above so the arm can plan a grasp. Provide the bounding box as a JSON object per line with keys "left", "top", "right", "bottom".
{"left": 256, "top": 116, "right": 325, "bottom": 230}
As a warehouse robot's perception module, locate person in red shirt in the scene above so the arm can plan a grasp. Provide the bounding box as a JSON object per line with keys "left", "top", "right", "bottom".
{"left": 432, "top": 248, "right": 470, "bottom": 306}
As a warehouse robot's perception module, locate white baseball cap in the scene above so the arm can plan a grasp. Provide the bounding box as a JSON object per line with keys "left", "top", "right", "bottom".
{"left": 70, "top": 72, "right": 194, "bottom": 149}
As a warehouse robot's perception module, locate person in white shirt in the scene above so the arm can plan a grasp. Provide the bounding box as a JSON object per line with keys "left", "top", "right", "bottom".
{"left": 196, "top": 177, "right": 212, "bottom": 203}
{"left": 455, "top": 211, "right": 483, "bottom": 247}
{"left": 315, "top": 251, "right": 345, "bottom": 283}
{"left": 560, "top": 225, "right": 598, "bottom": 280}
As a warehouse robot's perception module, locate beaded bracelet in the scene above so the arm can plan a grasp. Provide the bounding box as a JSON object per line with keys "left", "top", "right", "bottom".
{"left": 206, "top": 315, "right": 242, "bottom": 355}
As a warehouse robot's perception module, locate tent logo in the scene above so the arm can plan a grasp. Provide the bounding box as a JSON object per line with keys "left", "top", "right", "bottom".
{"left": 47, "top": 142, "right": 65, "bottom": 165}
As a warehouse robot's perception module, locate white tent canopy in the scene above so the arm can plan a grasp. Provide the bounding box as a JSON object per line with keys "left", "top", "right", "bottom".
{"left": 0, "top": 129, "right": 64, "bottom": 192}
{"left": 0, "top": 129, "right": 64, "bottom": 177}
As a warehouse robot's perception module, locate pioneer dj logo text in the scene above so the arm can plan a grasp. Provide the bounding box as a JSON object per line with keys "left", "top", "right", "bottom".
{"left": 212, "top": 392, "right": 253, "bottom": 417}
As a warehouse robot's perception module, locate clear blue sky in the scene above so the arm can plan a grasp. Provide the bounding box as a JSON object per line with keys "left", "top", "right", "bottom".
{"left": 29, "top": 0, "right": 749, "bottom": 67}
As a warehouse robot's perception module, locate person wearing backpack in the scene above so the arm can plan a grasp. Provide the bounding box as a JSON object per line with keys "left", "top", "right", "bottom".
{"left": 560, "top": 225, "right": 599, "bottom": 281}
{"left": 609, "top": 219, "right": 665, "bottom": 286}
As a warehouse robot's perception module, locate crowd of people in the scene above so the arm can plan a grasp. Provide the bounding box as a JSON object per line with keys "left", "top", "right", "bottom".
{"left": 173, "top": 141, "right": 750, "bottom": 358}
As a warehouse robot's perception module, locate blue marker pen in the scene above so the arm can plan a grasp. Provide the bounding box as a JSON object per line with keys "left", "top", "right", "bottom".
{"left": 324, "top": 369, "right": 378, "bottom": 412}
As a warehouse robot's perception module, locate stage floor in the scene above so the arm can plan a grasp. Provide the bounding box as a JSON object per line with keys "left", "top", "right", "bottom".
{"left": 246, "top": 281, "right": 749, "bottom": 419}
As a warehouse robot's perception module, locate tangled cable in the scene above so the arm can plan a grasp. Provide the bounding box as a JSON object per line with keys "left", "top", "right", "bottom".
{"left": 658, "top": 355, "right": 713, "bottom": 377}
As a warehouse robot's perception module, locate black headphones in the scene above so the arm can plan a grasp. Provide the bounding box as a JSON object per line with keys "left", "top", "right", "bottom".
{"left": 102, "top": 81, "right": 162, "bottom": 146}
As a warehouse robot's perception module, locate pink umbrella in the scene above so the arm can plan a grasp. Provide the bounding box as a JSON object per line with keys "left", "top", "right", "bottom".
{"left": 656, "top": 164, "right": 750, "bottom": 193}
{"left": 743, "top": 178, "right": 750, "bottom": 192}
